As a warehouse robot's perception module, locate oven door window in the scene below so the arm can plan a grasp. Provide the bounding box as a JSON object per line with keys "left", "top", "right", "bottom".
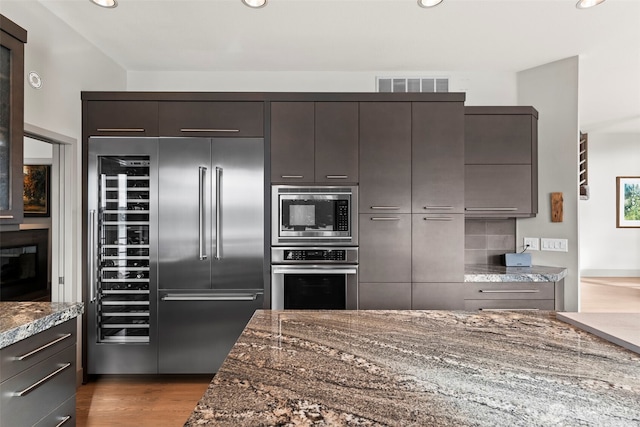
{"left": 284, "top": 274, "right": 346, "bottom": 309}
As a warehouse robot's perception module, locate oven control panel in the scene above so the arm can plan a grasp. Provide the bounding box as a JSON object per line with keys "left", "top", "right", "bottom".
{"left": 272, "top": 247, "right": 358, "bottom": 264}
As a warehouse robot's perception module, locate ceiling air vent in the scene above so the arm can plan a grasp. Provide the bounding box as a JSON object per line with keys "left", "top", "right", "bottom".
{"left": 377, "top": 77, "right": 449, "bottom": 93}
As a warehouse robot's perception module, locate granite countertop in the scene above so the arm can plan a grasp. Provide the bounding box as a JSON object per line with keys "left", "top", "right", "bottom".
{"left": 465, "top": 264, "right": 568, "bottom": 282}
{"left": 186, "top": 310, "right": 640, "bottom": 427}
{"left": 0, "top": 302, "right": 84, "bottom": 349}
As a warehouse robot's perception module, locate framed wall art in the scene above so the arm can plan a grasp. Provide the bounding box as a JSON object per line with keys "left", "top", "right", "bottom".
{"left": 616, "top": 176, "right": 640, "bottom": 228}
{"left": 23, "top": 164, "right": 50, "bottom": 217}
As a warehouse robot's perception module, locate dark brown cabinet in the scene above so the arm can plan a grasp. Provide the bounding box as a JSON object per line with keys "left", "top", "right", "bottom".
{"left": 359, "top": 282, "right": 411, "bottom": 310}
{"left": 0, "top": 15, "right": 26, "bottom": 225}
{"left": 359, "top": 102, "right": 412, "bottom": 214}
{"left": 411, "top": 214, "right": 464, "bottom": 283}
{"left": 359, "top": 214, "right": 411, "bottom": 284}
{"left": 84, "top": 101, "right": 159, "bottom": 137}
{"left": 412, "top": 282, "right": 465, "bottom": 310}
{"left": 270, "top": 101, "right": 358, "bottom": 184}
{"left": 412, "top": 102, "right": 465, "bottom": 214}
{"left": 464, "top": 107, "right": 538, "bottom": 218}
{"left": 158, "top": 101, "right": 264, "bottom": 137}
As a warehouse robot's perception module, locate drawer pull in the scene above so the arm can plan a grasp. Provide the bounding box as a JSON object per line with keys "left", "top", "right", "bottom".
{"left": 16, "top": 333, "right": 73, "bottom": 361}
{"left": 479, "top": 308, "right": 540, "bottom": 312}
{"left": 180, "top": 128, "right": 240, "bottom": 133}
{"left": 55, "top": 416, "right": 72, "bottom": 427}
{"left": 97, "top": 128, "right": 145, "bottom": 132}
{"left": 370, "top": 217, "right": 400, "bottom": 221}
{"left": 423, "top": 206, "right": 453, "bottom": 210}
{"left": 326, "top": 175, "right": 348, "bottom": 179}
{"left": 423, "top": 217, "right": 453, "bottom": 221}
{"left": 0, "top": 215, "right": 15, "bottom": 219}
{"left": 15, "top": 363, "right": 72, "bottom": 397}
{"left": 479, "top": 290, "right": 539, "bottom": 294}
{"left": 281, "top": 175, "right": 304, "bottom": 179}
{"left": 370, "top": 206, "right": 400, "bottom": 210}
{"left": 465, "top": 207, "right": 518, "bottom": 212}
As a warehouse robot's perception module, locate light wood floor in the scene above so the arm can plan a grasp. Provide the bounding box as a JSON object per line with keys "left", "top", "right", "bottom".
{"left": 76, "top": 375, "right": 212, "bottom": 427}
{"left": 580, "top": 277, "right": 640, "bottom": 313}
{"left": 76, "top": 277, "right": 639, "bottom": 426}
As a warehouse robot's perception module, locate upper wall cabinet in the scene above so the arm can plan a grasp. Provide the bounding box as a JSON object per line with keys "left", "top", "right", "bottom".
{"left": 84, "top": 101, "right": 159, "bottom": 137}
{"left": 270, "top": 101, "right": 358, "bottom": 184}
{"left": 0, "top": 15, "right": 27, "bottom": 225}
{"left": 158, "top": 101, "right": 264, "bottom": 137}
{"left": 464, "top": 106, "right": 538, "bottom": 218}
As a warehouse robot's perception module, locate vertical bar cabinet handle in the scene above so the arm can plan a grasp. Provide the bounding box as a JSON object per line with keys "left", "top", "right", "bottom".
{"left": 199, "top": 167, "right": 208, "bottom": 260}
{"left": 89, "top": 209, "right": 97, "bottom": 303}
{"left": 215, "top": 167, "right": 223, "bottom": 260}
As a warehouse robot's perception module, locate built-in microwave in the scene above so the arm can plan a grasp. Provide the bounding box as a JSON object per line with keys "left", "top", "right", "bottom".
{"left": 271, "top": 185, "right": 358, "bottom": 246}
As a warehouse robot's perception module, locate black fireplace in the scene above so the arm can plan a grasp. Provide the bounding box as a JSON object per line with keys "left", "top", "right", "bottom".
{"left": 0, "top": 229, "right": 50, "bottom": 301}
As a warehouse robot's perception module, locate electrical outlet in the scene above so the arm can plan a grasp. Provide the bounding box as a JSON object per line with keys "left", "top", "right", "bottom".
{"left": 541, "top": 238, "right": 568, "bottom": 252}
{"left": 523, "top": 237, "right": 539, "bottom": 251}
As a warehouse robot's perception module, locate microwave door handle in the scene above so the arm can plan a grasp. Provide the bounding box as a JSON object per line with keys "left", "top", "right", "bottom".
{"left": 215, "top": 166, "right": 223, "bottom": 260}
{"left": 272, "top": 267, "right": 358, "bottom": 275}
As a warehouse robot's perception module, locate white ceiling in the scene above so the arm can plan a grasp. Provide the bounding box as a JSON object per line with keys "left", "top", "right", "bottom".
{"left": 34, "top": 0, "right": 640, "bottom": 132}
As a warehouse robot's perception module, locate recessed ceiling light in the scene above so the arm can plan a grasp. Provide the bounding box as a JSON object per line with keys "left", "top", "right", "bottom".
{"left": 576, "top": 0, "right": 606, "bottom": 9}
{"left": 90, "top": 0, "right": 118, "bottom": 8}
{"left": 242, "top": 0, "right": 267, "bottom": 8}
{"left": 418, "top": 0, "right": 443, "bottom": 8}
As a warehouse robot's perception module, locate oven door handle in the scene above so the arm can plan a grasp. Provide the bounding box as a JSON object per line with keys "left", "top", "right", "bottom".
{"left": 272, "top": 267, "right": 358, "bottom": 275}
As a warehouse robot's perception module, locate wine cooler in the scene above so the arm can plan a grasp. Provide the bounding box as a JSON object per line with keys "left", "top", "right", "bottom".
{"left": 87, "top": 138, "right": 159, "bottom": 374}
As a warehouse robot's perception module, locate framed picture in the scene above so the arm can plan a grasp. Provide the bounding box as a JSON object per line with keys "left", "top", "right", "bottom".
{"left": 23, "top": 165, "right": 50, "bottom": 217}
{"left": 616, "top": 176, "right": 640, "bottom": 228}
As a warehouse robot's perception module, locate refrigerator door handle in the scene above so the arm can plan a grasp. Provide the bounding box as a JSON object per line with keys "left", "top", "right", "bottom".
{"left": 215, "top": 166, "right": 223, "bottom": 260}
{"left": 161, "top": 293, "right": 259, "bottom": 302}
{"left": 199, "top": 167, "right": 208, "bottom": 260}
{"left": 89, "top": 209, "right": 97, "bottom": 303}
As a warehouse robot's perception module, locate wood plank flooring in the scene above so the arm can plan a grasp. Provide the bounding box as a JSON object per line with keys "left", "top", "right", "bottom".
{"left": 76, "top": 375, "right": 212, "bottom": 427}
{"left": 76, "top": 277, "right": 639, "bottom": 426}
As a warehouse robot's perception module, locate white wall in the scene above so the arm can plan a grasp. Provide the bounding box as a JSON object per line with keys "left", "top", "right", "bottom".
{"left": 127, "top": 70, "right": 517, "bottom": 106}
{"left": 579, "top": 133, "right": 640, "bottom": 276}
{"left": 1, "top": 1, "right": 128, "bottom": 304}
{"left": 516, "top": 57, "right": 580, "bottom": 312}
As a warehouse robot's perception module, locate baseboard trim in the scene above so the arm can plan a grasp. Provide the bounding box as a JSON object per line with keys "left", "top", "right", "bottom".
{"left": 581, "top": 269, "right": 640, "bottom": 277}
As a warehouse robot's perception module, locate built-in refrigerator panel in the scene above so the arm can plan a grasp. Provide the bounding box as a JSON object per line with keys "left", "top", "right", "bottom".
{"left": 87, "top": 137, "right": 159, "bottom": 374}
{"left": 158, "top": 138, "right": 212, "bottom": 290}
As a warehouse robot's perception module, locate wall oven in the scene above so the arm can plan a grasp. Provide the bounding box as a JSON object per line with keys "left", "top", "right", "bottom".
{"left": 271, "top": 185, "right": 358, "bottom": 246}
{"left": 271, "top": 247, "right": 358, "bottom": 310}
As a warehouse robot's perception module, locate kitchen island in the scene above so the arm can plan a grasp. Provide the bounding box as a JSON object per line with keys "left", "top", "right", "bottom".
{"left": 186, "top": 310, "right": 640, "bottom": 426}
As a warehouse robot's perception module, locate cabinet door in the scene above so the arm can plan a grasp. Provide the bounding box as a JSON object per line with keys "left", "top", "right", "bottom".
{"left": 412, "top": 102, "right": 465, "bottom": 214}
{"left": 158, "top": 101, "right": 264, "bottom": 137}
{"left": 359, "top": 283, "right": 411, "bottom": 310}
{"left": 412, "top": 214, "right": 464, "bottom": 283}
{"left": 0, "top": 21, "right": 25, "bottom": 224}
{"left": 85, "top": 101, "right": 159, "bottom": 137}
{"left": 315, "top": 102, "right": 359, "bottom": 183}
{"left": 465, "top": 113, "right": 533, "bottom": 164}
{"left": 412, "top": 282, "right": 465, "bottom": 310}
{"left": 359, "top": 102, "right": 411, "bottom": 213}
{"left": 464, "top": 165, "right": 533, "bottom": 217}
{"left": 270, "top": 102, "right": 315, "bottom": 183}
{"left": 359, "top": 214, "right": 411, "bottom": 283}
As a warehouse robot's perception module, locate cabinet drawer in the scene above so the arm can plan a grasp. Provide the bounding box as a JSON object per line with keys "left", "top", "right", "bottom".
{"left": 1, "top": 345, "right": 76, "bottom": 427}
{"left": 86, "top": 101, "right": 159, "bottom": 136}
{"left": 159, "top": 101, "right": 264, "bottom": 137}
{"left": 34, "top": 395, "right": 76, "bottom": 427}
{"left": 464, "top": 299, "right": 555, "bottom": 311}
{"left": 1, "top": 319, "right": 76, "bottom": 380}
{"left": 359, "top": 283, "right": 411, "bottom": 310}
{"left": 465, "top": 282, "right": 555, "bottom": 300}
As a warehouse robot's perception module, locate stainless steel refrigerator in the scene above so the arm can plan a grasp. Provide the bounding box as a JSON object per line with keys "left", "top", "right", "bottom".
{"left": 87, "top": 137, "right": 264, "bottom": 374}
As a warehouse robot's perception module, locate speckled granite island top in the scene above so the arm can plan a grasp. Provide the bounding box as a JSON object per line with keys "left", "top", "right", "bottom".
{"left": 0, "top": 302, "right": 84, "bottom": 349}
{"left": 465, "top": 264, "right": 567, "bottom": 282}
{"left": 186, "top": 310, "right": 640, "bottom": 427}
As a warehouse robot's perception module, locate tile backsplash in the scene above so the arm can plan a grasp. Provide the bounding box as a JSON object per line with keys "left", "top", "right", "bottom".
{"left": 465, "top": 219, "right": 516, "bottom": 265}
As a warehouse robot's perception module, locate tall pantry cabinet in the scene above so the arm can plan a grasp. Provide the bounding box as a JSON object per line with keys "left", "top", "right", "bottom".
{"left": 358, "top": 97, "right": 466, "bottom": 309}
